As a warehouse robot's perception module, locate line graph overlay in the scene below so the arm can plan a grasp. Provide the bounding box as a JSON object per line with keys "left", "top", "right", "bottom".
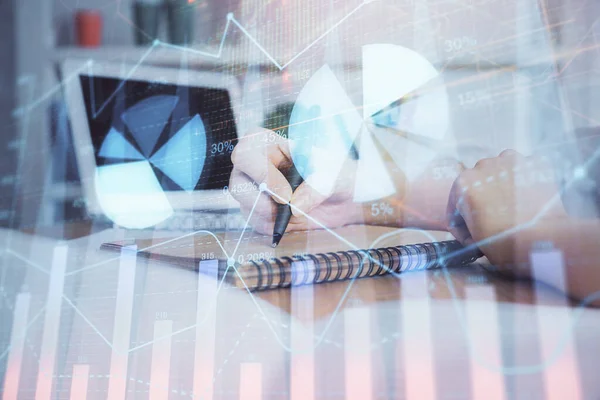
{"left": 0, "top": 189, "right": 597, "bottom": 400}
{"left": 0, "top": 305, "right": 46, "bottom": 362}
{"left": 6, "top": 0, "right": 600, "bottom": 378}
{"left": 465, "top": 286, "right": 506, "bottom": 400}
{"left": 35, "top": 244, "right": 67, "bottom": 400}
{"left": 2, "top": 292, "right": 31, "bottom": 400}
{"left": 401, "top": 273, "right": 436, "bottom": 400}
{"left": 149, "top": 319, "right": 173, "bottom": 400}
{"left": 69, "top": 364, "right": 90, "bottom": 400}
{"left": 139, "top": 163, "right": 600, "bottom": 368}
{"left": 90, "top": 43, "right": 158, "bottom": 118}
{"left": 229, "top": 0, "right": 369, "bottom": 71}
{"left": 107, "top": 245, "right": 137, "bottom": 399}
{"left": 5, "top": 249, "right": 49, "bottom": 275}
{"left": 62, "top": 295, "right": 114, "bottom": 351}
{"left": 531, "top": 248, "right": 582, "bottom": 399}
{"left": 193, "top": 259, "right": 219, "bottom": 400}
{"left": 8, "top": 160, "right": 600, "bottom": 374}
{"left": 290, "top": 281, "right": 315, "bottom": 400}
{"left": 1, "top": 7, "right": 593, "bottom": 400}
{"left": 51, "top": 192, "right": 264, "bottom": 357}
{"left": 18, "top": 0, "right": 374, "bottom": 126}
{"left": 6, "top": 146, "right": 600, "bottom": 378}
{"left": 344, "top": 306, "right": 372, "bottom": 400}
{"left": 66, "top": 230, "right": 230, "bottom": 276}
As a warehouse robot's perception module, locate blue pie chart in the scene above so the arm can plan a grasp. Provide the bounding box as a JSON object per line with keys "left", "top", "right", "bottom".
{"left": 95, "top": 95, "right": 207, "bottom": 229}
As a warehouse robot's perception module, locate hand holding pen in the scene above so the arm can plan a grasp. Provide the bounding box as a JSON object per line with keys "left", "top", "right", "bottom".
{"left": 229, "top": 128, "right": 364, "bottom": 237}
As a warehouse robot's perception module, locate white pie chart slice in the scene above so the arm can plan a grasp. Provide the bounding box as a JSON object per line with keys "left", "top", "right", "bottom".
{"left": 95, "top": 161, "right": 173, "bottom": 229}
{"left": 288, "top": 64, "right": 363, "bottom": 197}
{"left": 353, "top": 127, "right": 397, "bottom": 202}
{"left": 287, "top": 43, "right": 450, "bottom": 203}
{"left": 372, "top": 79, "right": 450, "bottom": 144}
{"left": 362, "top": 44, "right": 439, "bottom": 119}
{"left": 371, "top": 127, "right": 438, "bottom": 181}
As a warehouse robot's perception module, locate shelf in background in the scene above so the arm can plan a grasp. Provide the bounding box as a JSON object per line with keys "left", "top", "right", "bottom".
{"left": 53, "top": 44, "right": 275, "bottom": 69}
{"left": 53, "top": 42, "right": 574, "bottom": 75}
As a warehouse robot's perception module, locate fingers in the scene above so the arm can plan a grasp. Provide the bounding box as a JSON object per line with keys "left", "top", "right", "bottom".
{"left": 250, "top": 194, "right": 363, "bottom": 235}
{"left": 289, "top": 157, "right": 358, "bottom": 217}
{"left": 231, "top": 156, "right": 292, "bottom": 204}
{"left": 228, "top": 170, "right": 259, "bottom": 205}
{"left": 289, "top": 182, "right": 329, "bottom": 217}
{"left": 230, "top": 129, "right": 371, "bottom": 235}
{"left": 231, "top": 129, "right": 294, "bottom": 204}
{"left": 446, "top": 172, "right": 475, "bottom": 244}
{"left": 447, "top": 210, "right": 475, "bottom": 246}
{"left": 232, "top": 128, "right": 292, "bottom": 163}
{"left": 231, "top": 175, "right": 325, "bottom": 235}
{"left": 263, "top": 164, "right": 294, "bottom": 204}
{"left": 446, "top": 148, "right": 541, "bottom": 246}
{"left": 230, "top": 163, "right": 308, "bottom": 235}
{"left": 228, "top": 170, "right": 270, "bottom": 214}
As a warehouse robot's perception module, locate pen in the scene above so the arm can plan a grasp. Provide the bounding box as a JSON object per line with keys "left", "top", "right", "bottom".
{"left": 272, "top": 114, "right": 360, "bottom": 247}
{"left": 272, "top": 164, "right": 304, "bottom": 247}
{"left": 271, "top": 105, "right": 318, "bottom": 248}
{"left": 273, "top": 98, "right": 440, "bottom": 247}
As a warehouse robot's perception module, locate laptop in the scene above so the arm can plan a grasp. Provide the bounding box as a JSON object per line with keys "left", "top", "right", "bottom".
{"left": 62, "top": 59, "right": 248, "bottom": 231}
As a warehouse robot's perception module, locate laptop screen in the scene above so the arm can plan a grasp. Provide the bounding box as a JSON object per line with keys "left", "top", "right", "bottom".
{"left": 79, "top": 74, "right": 238, "bottom": 192}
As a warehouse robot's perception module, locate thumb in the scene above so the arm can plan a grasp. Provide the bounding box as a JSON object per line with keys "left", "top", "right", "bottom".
{"left": 290, "top": 183, "right": 328, "bottom": 217}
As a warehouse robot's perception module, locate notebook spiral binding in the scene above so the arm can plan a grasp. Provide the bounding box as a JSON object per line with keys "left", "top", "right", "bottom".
{"left": 245, "top": 240, "right": 481, "bottom": 291}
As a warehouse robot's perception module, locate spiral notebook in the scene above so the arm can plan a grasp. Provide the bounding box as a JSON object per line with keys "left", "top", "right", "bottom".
{"left": 101, "top": 225, "right": 482, "bottom": 291}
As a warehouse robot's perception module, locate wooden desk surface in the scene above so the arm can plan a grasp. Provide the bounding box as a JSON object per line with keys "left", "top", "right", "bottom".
{"left": 8, "top": 222, "right": 594, "bottom": 399}
{"left": 254, "top": 262, "right": 576, "bottom": 324}
{"left": 24, "top": 221, "right": 576, "bottom": 315}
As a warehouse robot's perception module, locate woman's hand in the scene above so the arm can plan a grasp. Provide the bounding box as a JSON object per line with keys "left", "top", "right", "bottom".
{"left": 229, "top": 129, "right": 365, "bottom": 234}
{"left": 446, "top": 150, "right": 569, "bottom": 266}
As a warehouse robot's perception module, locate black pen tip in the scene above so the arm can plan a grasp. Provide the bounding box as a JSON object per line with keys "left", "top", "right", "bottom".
{"left": 271, "top": 233, "right": 282, "bottom": 248}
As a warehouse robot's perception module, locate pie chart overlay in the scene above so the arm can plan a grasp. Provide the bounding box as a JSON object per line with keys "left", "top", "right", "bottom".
{"left": 288, "top": 44, "right": 450, "bottom": 203}
{"left": 95, "top": 95, "right": 207, "bottom": 229}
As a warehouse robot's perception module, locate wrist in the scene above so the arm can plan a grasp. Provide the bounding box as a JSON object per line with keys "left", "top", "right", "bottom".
{"left": 355, "top": 158, "right": 465, "bottom": 229}
{"left": 401, "top": 158, "right": 465, "bottom": 230}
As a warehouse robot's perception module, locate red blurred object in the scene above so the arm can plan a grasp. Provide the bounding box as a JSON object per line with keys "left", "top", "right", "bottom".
{"left": 75, "top": 10, "right": 103, "bottom": 48}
